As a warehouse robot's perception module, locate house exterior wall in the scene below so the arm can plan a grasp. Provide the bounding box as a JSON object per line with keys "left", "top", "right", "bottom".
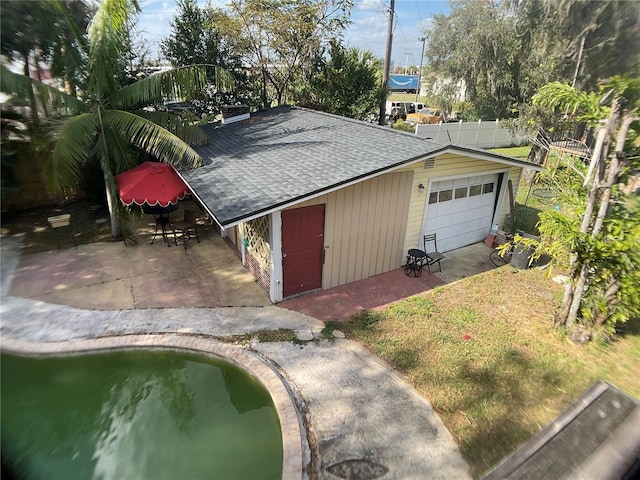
{"left": 286, "top": 171, "right": 413, "bottom": 290}
{"left": 398, "top": 153, "right": 522, "bottom": 253}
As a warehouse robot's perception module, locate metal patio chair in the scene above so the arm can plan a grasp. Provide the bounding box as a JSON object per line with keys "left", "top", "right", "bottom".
{"left": 423, "top": 233, "right": 445, "bottom": 273}
{"left": 173, "top": 209, "right": 200, "bottom": 250}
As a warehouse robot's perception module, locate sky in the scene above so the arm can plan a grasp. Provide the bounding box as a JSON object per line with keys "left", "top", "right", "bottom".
{"left": 136, "top": 0, "right": 451, "bottom": 71}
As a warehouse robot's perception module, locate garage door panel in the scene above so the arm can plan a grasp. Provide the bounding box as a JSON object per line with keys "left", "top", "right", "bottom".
{"left": 451, "top": 201, "right": 468, "bottom": 214}
{"left": 423, "top": 173, "right": 499, "bottom": 252}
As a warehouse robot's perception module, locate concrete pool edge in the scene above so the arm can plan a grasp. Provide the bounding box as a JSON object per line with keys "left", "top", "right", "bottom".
{"left": 1, "top": 334, "right": 306, "bottom": 480}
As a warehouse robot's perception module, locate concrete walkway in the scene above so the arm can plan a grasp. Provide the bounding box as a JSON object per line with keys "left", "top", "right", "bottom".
{"left": 1, "top": 235, "right": 470, "bottom": 479}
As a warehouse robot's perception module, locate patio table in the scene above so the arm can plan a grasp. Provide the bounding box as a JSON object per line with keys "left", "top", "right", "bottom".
{"left": 143, "top": 204, "right": 179, "bottom": 246}
{"left": 404, "top": 249, "right": 427, "bottom": 277}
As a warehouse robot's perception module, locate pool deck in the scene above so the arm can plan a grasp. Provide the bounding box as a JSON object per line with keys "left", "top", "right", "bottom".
{"left": 1, "top": 234, "right": 471, "bottom": 479}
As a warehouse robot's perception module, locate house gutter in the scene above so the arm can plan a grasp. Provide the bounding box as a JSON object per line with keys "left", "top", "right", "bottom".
{"left": 173, "top": 169, "right": 225, "bottom": 232}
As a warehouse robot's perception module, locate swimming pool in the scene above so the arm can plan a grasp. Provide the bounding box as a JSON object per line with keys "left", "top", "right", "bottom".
{"left": 1, "top": 350, "right": 284, "bottom": 479}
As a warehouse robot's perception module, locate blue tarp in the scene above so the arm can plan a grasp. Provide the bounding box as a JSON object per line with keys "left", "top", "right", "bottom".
{"left": 389, "top": 75, "right": 419, "bottom": 91}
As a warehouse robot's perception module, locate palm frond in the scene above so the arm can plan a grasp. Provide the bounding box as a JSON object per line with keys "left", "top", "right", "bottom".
{"left": 0, "top": 64, "right": 88, "bottom": 115}
{"left": 130, "top": 111, "right": 210, "bottom": 145}
{"left": 532, "top": 82, "right": 588, "bottom": 114}
{"left": 110, "top": 65, "right": 234, "bottom": 110}
{"left": 46, "top": 113, "right": 100, "bottom": 190}
{"left": 601, "top": 76, "right": 640, "bottom": 110}
{"left": 103, "top": 110, "right": 203, "bottom": 169}
{"left": 87, "top": 0, "right": 139, "bottom": 98}
{"left": 93, "top": 125, "right": 138, "bottom": 176}
{"left": 532, "top": 82, "right": 608, "bottom": 125}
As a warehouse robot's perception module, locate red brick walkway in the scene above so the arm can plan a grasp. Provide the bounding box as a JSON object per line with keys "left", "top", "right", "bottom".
{"left": 279, "top": 267, "right": 444, "bottom": 322}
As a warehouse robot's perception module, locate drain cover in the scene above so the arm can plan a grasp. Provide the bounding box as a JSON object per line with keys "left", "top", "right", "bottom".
{"left": 326, "top": 459, "right": 389, "bottom": 479}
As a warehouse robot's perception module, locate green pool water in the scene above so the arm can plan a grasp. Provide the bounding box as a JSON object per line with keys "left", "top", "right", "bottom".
{"left": 1, "top": 351, "right": 283, "bottom": 480}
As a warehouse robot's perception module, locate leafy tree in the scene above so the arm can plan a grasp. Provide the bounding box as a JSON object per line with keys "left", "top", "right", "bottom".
{"left": 424, "top": 0, "right": 640, "bottom": 119}
{"left": 1, "top": 0, "right": 91, "bottom": 110}
{"left": 510, "top": 0, "right": 640, "bottom": 92}
{"left": 160, "top": 0, "right": 245, "bottom": 115}
{"left": 1, "top": 0, "right": 233, "bottom": 239}
{"left": 425, "top": 0, "right": 521, "bottom": 119}
{"left": 530, "top": 77, "right": 640, "bottom": 340}
{"left": 217, "top": 0, "right": 352, "bottom": 109}
{"left": 295, "top": 40, "right": 383, "bottom": 120}
{"left": 161, "top": 0, "right": 226, "bottom": 67}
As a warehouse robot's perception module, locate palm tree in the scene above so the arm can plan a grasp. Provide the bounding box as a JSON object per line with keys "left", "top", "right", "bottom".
{"left": 0, "top": 0, "right": 233, "bottom": 238}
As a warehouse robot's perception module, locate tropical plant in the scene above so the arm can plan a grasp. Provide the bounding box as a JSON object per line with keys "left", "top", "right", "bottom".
{"left": 0, "top": 0, "right": 233, "bottom": 239}
{"left": 529, "top": 77, "right": 640, "bottom": 340}
{"left": 294, "top": 40, "right": 383, "bottom": 120}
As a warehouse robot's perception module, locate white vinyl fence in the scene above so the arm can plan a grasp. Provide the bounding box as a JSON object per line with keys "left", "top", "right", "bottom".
{"left": 415, "top": 120, "right": 528, "bottom": 148}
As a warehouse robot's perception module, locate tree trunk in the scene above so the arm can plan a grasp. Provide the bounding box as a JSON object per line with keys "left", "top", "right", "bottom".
{"left": 103, "top": 168, "right": 122, "bottom": 239}
{"left": 23, "top": 51, "right": 39, "bottom": 127}
{"left": 260, "top": 66, "right": 269, "bottom": 109}
{"left": 566, "top": 262, "right": 589, "bottom": 329}
{"left": 557, "top": 99, "right": 620, "bottom": 329}
{"left": 592, "top": 110, "right": 633, "bottom": 236}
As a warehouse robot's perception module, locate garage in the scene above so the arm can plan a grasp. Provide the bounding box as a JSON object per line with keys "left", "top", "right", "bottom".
{"left": 421, "top": 172, "right": 504, "bottom": 252}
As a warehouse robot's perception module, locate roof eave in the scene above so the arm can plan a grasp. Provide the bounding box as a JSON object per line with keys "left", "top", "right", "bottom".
{"left": 434, "top": 145, "right": 545, "bottom": 171}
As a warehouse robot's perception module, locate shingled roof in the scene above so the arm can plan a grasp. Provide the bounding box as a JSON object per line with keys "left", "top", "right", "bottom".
{"left": 182, "top": 106, "right": 538, "bottom": 229}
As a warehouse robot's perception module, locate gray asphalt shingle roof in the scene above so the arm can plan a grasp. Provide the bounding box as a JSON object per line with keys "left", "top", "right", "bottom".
{"left": 182, "top": 106, "right": 530, "bottom": 228}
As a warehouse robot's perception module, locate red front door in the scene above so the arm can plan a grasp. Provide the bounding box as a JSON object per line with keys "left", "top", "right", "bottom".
{"left": 282, "top": 204, "right": 325, "bottom": 297}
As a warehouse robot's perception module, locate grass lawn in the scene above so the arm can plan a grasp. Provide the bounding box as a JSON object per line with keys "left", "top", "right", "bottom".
{"left": 331, "top": 267, "right": 639, "bottom": 478}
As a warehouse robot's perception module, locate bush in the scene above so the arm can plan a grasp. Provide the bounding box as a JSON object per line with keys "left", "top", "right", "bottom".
{"left": 391, "top": 119, "right": 416, "bottom": 133}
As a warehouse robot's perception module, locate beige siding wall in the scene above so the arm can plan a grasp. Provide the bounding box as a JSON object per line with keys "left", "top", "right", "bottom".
{"left": 398, "top": 153, "right": 522, "bottom": 253}
{"left": 287, "top": 171, "right": 413, "bottom": 289}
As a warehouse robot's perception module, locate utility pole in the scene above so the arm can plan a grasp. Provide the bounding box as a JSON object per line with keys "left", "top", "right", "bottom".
{"left": 416, "top": 37, "right": 426, "bottom": 102}
{"left": 378, "top": 0, "right": 395, "bottom": 126}
{"left": 404, "top": 53, "right": 411, "bottom": 74}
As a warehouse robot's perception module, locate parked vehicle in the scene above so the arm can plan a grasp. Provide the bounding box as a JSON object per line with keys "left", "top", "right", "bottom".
{"left": 447, "top": 111, "right": 464, "bottom": 122}
{"left": 407, "top": 102, "right": 424, "bottom": 114}
{"left": 386, "top": 101, "right": 425, "bottom": 123}
{"left": 386, "top": 101, "right": 407, "bottom": 122}
{"left": 406, "top": 107, "right": 445, "bottom": 124}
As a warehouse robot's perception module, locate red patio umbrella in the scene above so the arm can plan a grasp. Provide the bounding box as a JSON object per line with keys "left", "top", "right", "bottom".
{"left": 115, "top": 162, "right": 191, "bottom": 208}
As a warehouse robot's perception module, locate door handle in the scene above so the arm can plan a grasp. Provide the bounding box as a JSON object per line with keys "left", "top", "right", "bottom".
{"left": 282, "top": 252, "right": 287, "bottom": 257}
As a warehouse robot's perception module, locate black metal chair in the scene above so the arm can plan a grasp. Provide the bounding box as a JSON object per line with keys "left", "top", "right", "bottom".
{"left": 150, "top": 214, "right": 173, "bottom": 246}
{"left": 423, "top": 233, "right": 445, "bottom": 273}
{"left": 173, "top": 209, "right": 200, "bottom": 250}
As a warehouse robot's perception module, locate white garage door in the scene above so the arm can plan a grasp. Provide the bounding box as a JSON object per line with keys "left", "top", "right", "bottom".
{"left": 421, "top": 174, "right": 499, "bottom": 252}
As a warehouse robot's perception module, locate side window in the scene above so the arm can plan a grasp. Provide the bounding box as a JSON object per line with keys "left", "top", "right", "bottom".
{"left": 455, "top": 187, "right": 467, "bottom": 199}
{"left": 438, "top": 189, "right": 453, "bottom": 202}
{"left": 469, "top": 185, "right": 482, "bottom": 196}
{"left": 483, "top": 183, "right": 494, "bottom": 194}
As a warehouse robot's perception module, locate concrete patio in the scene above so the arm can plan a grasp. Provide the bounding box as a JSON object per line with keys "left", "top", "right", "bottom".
{"left": 7, "top": 204, "right": 499, "bottom": 318}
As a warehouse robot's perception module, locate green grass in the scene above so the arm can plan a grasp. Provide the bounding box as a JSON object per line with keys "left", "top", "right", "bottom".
{"left": 490, "top": 146, "right": 531, "bottom": 161}
{"left": 339, "top": 267, "right": 640, "bottom": 478}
